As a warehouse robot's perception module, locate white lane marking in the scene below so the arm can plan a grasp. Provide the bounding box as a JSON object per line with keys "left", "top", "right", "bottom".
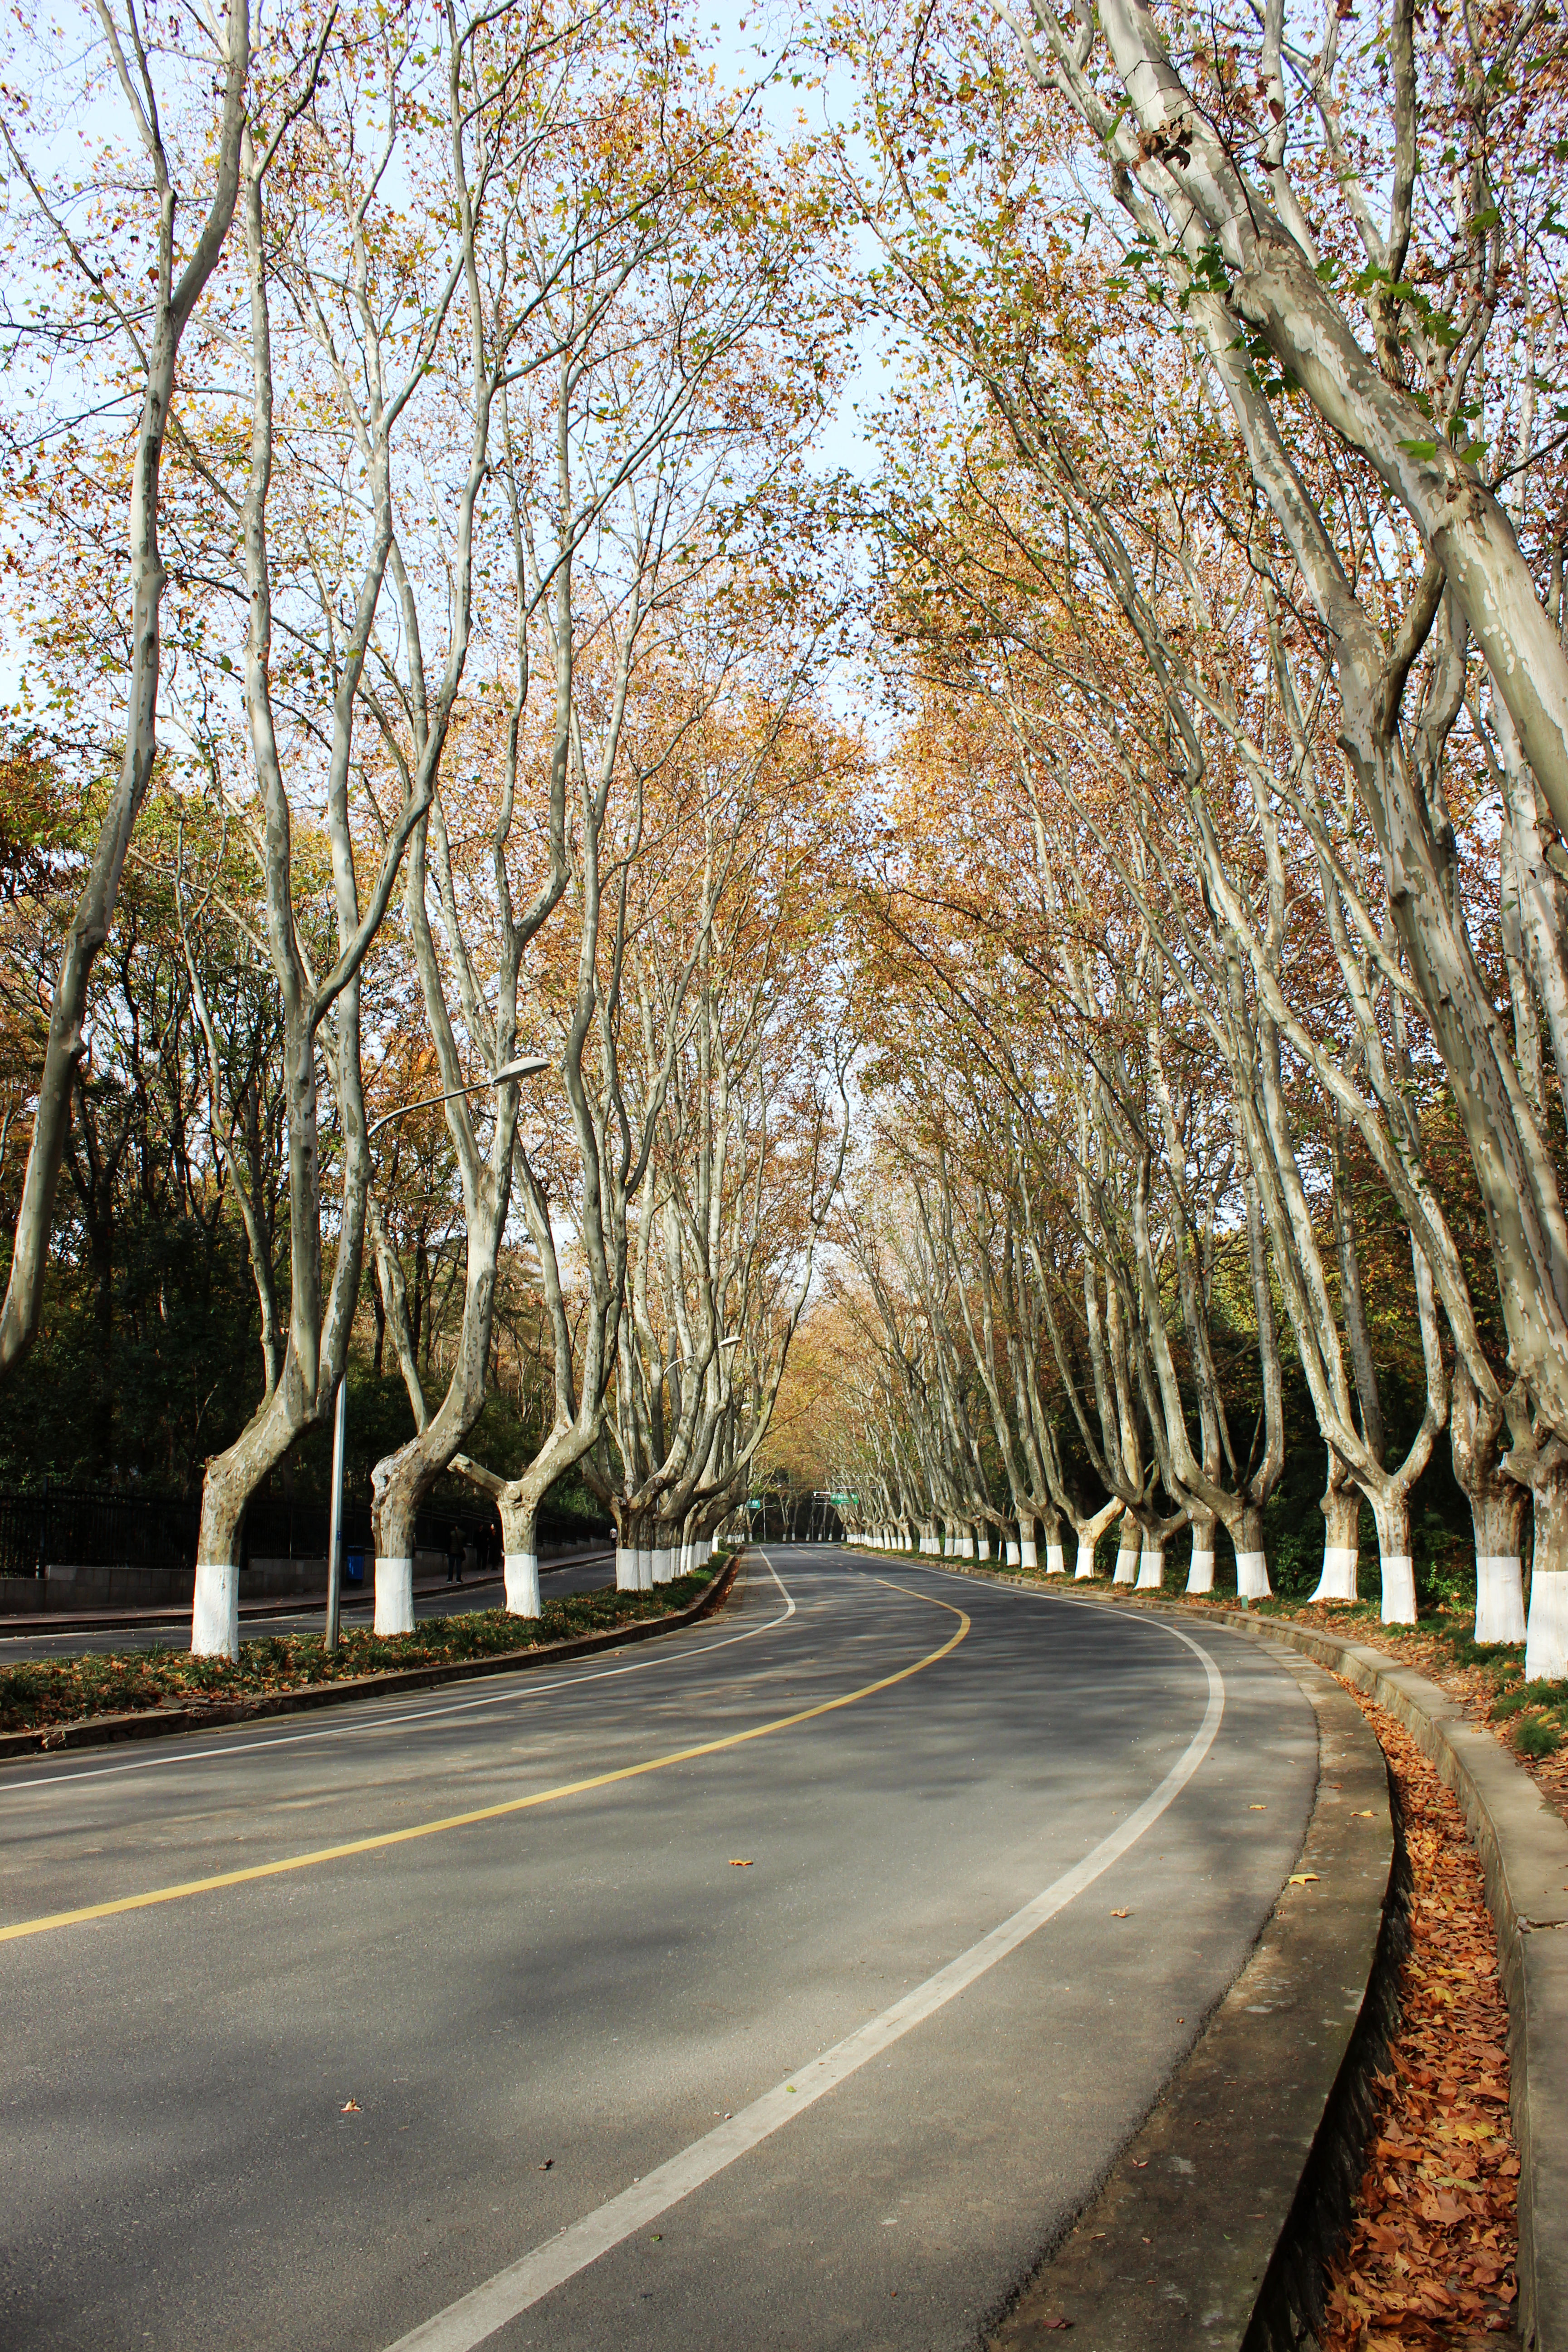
{"left": 2, "top": 1556, "right": 804, "bottom": 1801}
{"left": 383, "top": 1615, "right": 1225, "bottom": 2352}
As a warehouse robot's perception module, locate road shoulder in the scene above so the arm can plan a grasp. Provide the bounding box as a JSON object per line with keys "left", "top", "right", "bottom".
{"left": 989, "top": 1644, "right": 1396, "bottom": 2351}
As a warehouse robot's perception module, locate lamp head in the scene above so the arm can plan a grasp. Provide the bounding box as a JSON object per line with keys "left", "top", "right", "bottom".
{"left": 493, "top": 1055, "right": 549, "bottom": 1084}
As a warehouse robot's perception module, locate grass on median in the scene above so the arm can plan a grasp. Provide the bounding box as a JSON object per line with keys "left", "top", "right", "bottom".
{"left": 0, "top": 1564, "right": 724, "bottom": 1735}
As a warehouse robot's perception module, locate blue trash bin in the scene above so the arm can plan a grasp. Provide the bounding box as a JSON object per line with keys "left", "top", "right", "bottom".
{"left": 345, "top": 1550, "right": 366, "bottom": 1586}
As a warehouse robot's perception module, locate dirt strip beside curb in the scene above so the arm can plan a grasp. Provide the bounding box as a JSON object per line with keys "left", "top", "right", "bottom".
{"left": 988, "top": 1644, "right": 1399, "bottom": 2352}
{"left": 1193, "top": 1601, "right": 1568, "bottom": 2352}
{"left": 0, "top": 1553, "right": 741, "bottom": 1764}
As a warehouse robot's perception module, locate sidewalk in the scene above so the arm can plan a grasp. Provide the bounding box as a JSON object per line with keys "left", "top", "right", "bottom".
{"left": 0, "top": 1545, "right": 614, "bottom": 1637}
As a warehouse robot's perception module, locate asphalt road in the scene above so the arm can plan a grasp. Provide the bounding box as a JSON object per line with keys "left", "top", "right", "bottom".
{"left": 0, "top": 1551, "right": 617, "bottom": 1663}
{"left": 0, "top": 1545, "right": 1320, "bottom": 2352}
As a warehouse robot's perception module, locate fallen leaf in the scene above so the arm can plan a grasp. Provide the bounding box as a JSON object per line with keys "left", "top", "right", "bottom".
{"left": 1249, "top": 1803, "right": 1266, "bottom": 1810}
{"left": 1130, "top": 2158, "right": 1148, "bottom": 2169}
{"left": 1289, "top": 1872, "right": 1321, "bottom": 1885}
{"left": 1111, "top": 1907, "right": 1131, "bottom": 1918}
{"left": 729, "top": 1859, "right": 753, "bottom": 1867}
{"left": 341, "top": 2099, "right": 360, "bottom": 2113}
{"left": 537, "top": 2159, "right": 553, "bottom": 2171}
{"left": 1041, "top": 2322, "right": 1072, "bottom": 2332}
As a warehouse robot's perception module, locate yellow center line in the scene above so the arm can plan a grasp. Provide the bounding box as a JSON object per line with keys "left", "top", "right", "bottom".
{"left": 0, "top": 1581, "right": 969, "bottom": 1947}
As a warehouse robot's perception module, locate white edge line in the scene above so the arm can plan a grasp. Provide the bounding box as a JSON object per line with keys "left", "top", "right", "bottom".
{"left": 4, "top": 1556, "right": 800, "bottom": 1800}
{"left": 382, "top": 1611, "right": 1225, "bottom": 2352}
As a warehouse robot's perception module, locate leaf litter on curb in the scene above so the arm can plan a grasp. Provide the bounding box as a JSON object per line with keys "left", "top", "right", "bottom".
{"left": 1319, "top": 1692, "right": 1519, "bottom": 2351}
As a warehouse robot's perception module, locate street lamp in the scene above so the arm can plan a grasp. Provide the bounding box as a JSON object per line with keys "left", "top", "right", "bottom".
{"left": 365, "top": 1054, "right": 549, "bottom": 1141}
{"left": 658, "top": 1333, "right": 741, "bottom": 1379}
{"left": 324, "top": 1053, "right": 549, "bottom": 1651}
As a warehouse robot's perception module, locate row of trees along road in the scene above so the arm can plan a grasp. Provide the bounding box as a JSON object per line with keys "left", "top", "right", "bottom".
{"left": 5, "top": 0, "right": 1568, "bottom": 1673}
{"left": 0, "top": 0, "right": 854, "bottom": 1653}
{"left": 812, "top": 0, "right": 1568, "bottom": 1674}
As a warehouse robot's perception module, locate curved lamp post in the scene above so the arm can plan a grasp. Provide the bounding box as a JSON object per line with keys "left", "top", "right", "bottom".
{"left": 323, "top": 1055, "right": 549, "bottom": 1651}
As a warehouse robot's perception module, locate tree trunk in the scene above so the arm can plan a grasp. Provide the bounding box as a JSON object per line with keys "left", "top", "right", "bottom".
{"left": 1368, "top": 1488, "right": 1416, "bottom": 1627}
{"left": 1113, "top": 1519, "right": 1141, "bottom": 1585}
{"left": 1185, "top": 1509, "right": 1216, "bottom": 1595}
{"left": 1526, "top": 1449, "right": 1568, "bottom": 1680}
{"left": 1451, "top": 1358, "right": 1528, "bottom": 1644}
{"left": 498, "top": 1491, "right": 540, "bottom": 1618}
{"left": 1235, "top": 1543, "right": 1273, "bottom": 1601}
{"left": 1309, "top": 1451, "right": 1361, "bottom": 1604}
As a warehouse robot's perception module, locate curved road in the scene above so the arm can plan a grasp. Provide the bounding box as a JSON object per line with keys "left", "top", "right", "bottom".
{"left": 0, "top": 1546, "right": 1319, "bottom": 2351}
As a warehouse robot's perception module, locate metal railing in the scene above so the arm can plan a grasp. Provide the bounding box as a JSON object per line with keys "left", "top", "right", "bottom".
{"left": 0, "top": 1482, "right": 610, "bottom": 1580}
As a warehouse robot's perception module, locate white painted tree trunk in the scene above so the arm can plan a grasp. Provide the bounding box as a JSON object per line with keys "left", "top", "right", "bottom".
{"left": 636, "top": 1547, "right": 653, "bottom": 1591}
{"left": 1310, "top": 1548, "right": 1360, "bottom": 1604}
{"left": 1380, "top": 1556, "right": 1416, "bottom": 1626}
{"left": 1045, "top": 1543, "right": 1065, "bottom": 1575}
{"left": 1020, "top": 1534, "right": 1039, "bottom": 1569}
{"left": 1113, "top": 1529, "right": 1140, "bottom": 1585}
{"left": 191, "top": 1563, "right": 240, "bottom": 1661}
{"left": 616, "top": 1544, "right": 637, "bottom": 1591}
{"left": 1311, "top": 1466, "right": 1361, "bottom": 1604}
{"left": 1186, "top": 1547, "right": 1215, "bottom": 1594}
{"left": 375, "top": 1556, "right": 414, "bottom": 1635}
{"left": 1136, "top": 1546, "right": 1163, "bottom": 1589}
{"left": 1475, "top": 1557, "right": 1526, "bottom": 1646}
{"left": 1006, "top": 1536, "right": 1021, "bottom": 1565}
{"left": 1527, "top": 1568, "right": 1568, "bottom": 1679}
{"left": 1074, "top": 1544, "right": 1095, "bottom": 1579}
{"left": 1235, "top": 1551, "right": 1272, "bottom": 1601}
{"left": 505, "top": 1552, "right": 541, "bottom": 1617}
{"left": 653, "top": 1547, "right": 673, "bottom": 1585}
{"left": 960, "top": 1530, "right": 975, "bottom": 1558}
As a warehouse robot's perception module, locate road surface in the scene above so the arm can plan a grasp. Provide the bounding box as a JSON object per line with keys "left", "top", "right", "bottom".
{"left": 0, "top": 1545, "right": 1319, "bottom": 2351}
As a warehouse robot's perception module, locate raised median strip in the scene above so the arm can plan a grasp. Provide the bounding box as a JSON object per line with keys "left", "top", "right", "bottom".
{"left": 863, "top": 1548, "right": 1559, "bottom": 2349}
{"left": 0, "top": 1552, "right": 740, "bottom": 1763}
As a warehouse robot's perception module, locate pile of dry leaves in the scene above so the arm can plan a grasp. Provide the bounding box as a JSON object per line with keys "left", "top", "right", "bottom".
{"left": 1319, "top": 1694, "right": 1519, "bottom": 2351}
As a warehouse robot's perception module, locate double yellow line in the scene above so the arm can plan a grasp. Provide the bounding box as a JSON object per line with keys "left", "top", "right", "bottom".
{"left": 1, "top": 1578, "right": 968, "bottom": 1947}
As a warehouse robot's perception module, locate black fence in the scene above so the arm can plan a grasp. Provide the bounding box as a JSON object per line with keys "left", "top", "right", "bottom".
{"left": 0, "top": 1483, "right": 610, "bottom": 1578}
{"left": 0, "top": 1486, "right": 201, "bottom": 1579}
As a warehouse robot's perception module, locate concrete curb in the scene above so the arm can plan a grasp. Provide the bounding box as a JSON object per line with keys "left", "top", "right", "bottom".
{"left": 874, "top": 1549, "right": 1562, "bottom": 2350}
{"left": 0, "top": 1553, "right": 740, "bottom": 1764}
{"left": 988, "top": 1646, "right": 1400, "bottom": 2351}
{"left": 1193, "top": 1601, "right": 1568, "bottom": 2352}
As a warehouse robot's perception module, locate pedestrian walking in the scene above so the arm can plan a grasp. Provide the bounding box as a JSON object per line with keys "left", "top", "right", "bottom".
{"left": 446, "top": 1523, "right": 465, "bottom": 1585}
